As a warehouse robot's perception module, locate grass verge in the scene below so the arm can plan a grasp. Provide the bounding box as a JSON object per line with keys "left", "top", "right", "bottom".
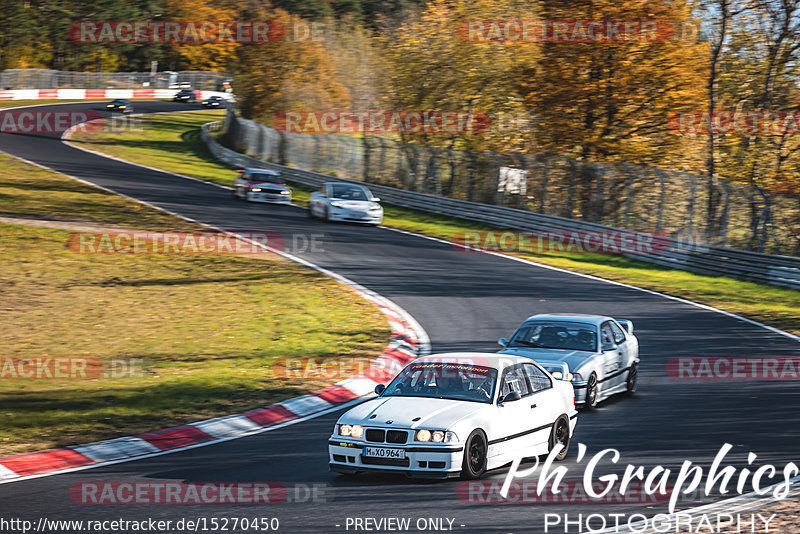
{"left": 69, "top": 111, "right": 800, "bottom": 337}
{"left": 0, "top": 151, "right": 389, "bottom": 456}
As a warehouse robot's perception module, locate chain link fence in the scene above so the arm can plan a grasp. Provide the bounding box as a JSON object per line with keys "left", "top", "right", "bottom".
{"left": 221, "top": 108, "right": 799, "bottom": 255}
{"left": 0, "top": 69, "right": 228, "bottom": 91}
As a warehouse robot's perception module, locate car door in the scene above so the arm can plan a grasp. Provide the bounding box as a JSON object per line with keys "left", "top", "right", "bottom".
{"left": 522, "top": 363, "right": 560, "bottom": 449}
{"left": 493, "top": 365, "right": 536, "bottom": 460}
{"left": 310, "top": 185, "right": 327, "bottom": 216}
{"left": 600, "top": 321, "right": 624, "bottom": 389}
{"left": 608, "top": 321, "right": 630, "bottom": 380}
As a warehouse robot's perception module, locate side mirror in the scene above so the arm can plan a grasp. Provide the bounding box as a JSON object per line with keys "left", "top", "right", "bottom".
{"left": 602, "top": 342, "right": 618, "bottom": 353}
{"left": 497, "top": 337, "right": 508, "bottom": 347}
{"left": 371, "top": 197, "right": 381, "bottom": 202}
{"left": 374, "top": 384, "right": 386, "bottom": 395}
{"left": 499, "top": 391, "right": 521, "bottom": 404}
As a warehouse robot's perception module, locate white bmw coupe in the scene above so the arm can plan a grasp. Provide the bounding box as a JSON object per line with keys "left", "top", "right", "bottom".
{"left": 329, "top": 353, "right": 577, "bottom": 479}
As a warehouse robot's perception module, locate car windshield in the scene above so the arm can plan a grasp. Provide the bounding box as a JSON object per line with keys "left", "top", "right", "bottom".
{"left": 111, "top": 99, "right": 126, "bottom": 104}
{"left": 249, "top": 173, "right": 285, "bottom": 184}
{"left": 382, "top": 362, "right": 497, "bottom": 404}
{"left": 508, "top": 321, "right": 597, "bottom": 351}
{"left": 330, "top": 185, "right": 369, "bottom": 200}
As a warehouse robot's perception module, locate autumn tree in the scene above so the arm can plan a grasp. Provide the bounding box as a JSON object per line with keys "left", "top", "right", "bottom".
{"left": 514, "top": 0, "right": 707, "bottom": 220}
{"left": 233, "top": 5, "right": 350, "bottom": 124}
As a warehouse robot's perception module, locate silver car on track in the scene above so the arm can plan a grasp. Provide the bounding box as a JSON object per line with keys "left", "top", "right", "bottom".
{"left": 497, "top": 314, "right": 639, "bottom": 409}
{"left": 308, "top": 182, "right": 383, "bottom": 225}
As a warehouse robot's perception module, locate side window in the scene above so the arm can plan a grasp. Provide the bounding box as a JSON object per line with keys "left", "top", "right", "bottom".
{"left": 319, "top": 185, "right": 327, "bottom": 196}
{"left": 523, "top": 364, "right": 552, "bottom": 393}
{"left": 608, "top": 322, "right": 626, "bottom": 344}
{"left": 600, "top": 322, "right": 615, "bottom": 345}
{"left": 501, "top": 367, "right": 531, "bottom": 398}
{"left": 242, "top": 173, "right": 251, "bottom": 181}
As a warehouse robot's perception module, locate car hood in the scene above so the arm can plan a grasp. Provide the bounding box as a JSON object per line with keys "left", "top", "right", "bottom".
{"left": 340, "top": 396, "right": 490, "bottom": 430}
{"left": 498, "top": 347, "right": 597, "bottom": 371}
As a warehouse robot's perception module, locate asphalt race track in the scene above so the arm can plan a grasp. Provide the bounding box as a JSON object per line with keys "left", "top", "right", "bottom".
{"left": 1, "top": 102, "right": 799, "bottom": 533}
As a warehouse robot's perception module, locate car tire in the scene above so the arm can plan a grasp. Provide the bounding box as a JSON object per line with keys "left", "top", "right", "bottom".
{"left": 548, "top": 416, "right": 570, "bottom": 461}
{"left": 461, "top": 430, "right": 487, "bottom": 480}
{"left": 307, "top": 206, "right": 315, "bottom": 219}
{"left": 324, "top": 206, "right": 332, "bottom": 222}
{"left": 625, "top": 362, "right": 639, "bottom": 395}
{"left": 583, "top": 373, "right": 599, "bottom": 410}
{"left": 231, "top": 188, "right": 239, "bottom": 200}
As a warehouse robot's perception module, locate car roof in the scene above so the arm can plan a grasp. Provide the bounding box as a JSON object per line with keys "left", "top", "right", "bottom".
{"left": 522, "top": 313, "right": 612, "bottom": 325}
{"left": 244, "top": 168, "right": 280, "bottom": 175}
{"left": 413, "top": 352, "right": 534, "bottom": 371}
{"left": 327, "top": 182, "right": 368, "bottom": 189}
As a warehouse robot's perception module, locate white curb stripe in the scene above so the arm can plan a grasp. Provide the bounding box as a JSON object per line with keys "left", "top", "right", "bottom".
{"left": 278, "top": 395, "right": 333, "bottom": 417}
{"left": 71, "top": 437, "right": 161, "bottom": 463}
{"left": 336, "top": 377, "right": 380, "bottom": 396}
{"left": 190, "top": 415, "right": 263, "bottom": 440}
{"left": 0, "top": 465, "right": 20, "bottom": 481}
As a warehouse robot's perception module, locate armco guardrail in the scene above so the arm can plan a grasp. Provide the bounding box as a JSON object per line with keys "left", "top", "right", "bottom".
{"left": 202, "top": 121, "right": 800, "bottom": 290}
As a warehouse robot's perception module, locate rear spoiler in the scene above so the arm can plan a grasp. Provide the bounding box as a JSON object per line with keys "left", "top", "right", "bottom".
{"left": 532, "top": 359, "right": 572, "bottom": 381}
{"left": 616, "top": 319, "right": 634, "bottom": 335}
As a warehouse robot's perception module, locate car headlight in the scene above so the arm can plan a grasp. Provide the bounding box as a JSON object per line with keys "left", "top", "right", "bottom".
{"left": 280, "top": 190, "right": 290, "bottom": 195}
{"left": 415, "top": 429, "right": 456, "bottom": 442}
{"left": 571, "top": 372, "right": 583, "bottom": 382}
{"left": 339, "top": 424, "right": 363, "bottom": 438}
{"left": 118, "top": 106, "right": 126, "bottom": 109}
{"left": 369, "top": 204, "right": 381, "bottom": 211}
{"left": 551, "top": 371, "right": 563, "bottom": 380}
{"left": 330, "top": 201, "right": 344, "bottom": 208}
{"left": 250, "top": 188, "right": 261, "bottom": 192}
{"left": 107, "top": 105, "right": 113, "bottom": 107}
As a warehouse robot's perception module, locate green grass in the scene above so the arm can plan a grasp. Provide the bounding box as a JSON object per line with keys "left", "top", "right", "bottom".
{"left": 0, "top": 152, "right": 389, "bottom": 456}
{"left": 70, "top": 111, "right": 800, "bottom": 337}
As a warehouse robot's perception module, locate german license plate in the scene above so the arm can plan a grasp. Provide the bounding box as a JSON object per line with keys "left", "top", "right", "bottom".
{"left": 362, "top": 447, "right": 405, "bottom": 459}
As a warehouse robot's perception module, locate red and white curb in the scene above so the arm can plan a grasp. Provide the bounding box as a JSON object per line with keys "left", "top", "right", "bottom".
{"left": 0, "top": 88, "right": 230, "bottom": 100}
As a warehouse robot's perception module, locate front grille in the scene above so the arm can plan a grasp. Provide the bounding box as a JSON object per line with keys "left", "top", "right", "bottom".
{"left": 386, "top": 430, "right": 408, "bottom": 444}
{"left": 263, "top": 189, "right": 283, "bottom": 195}
{"left": 365, "top": 429, "right": 385, "bottom": 442}
{"left": 429, "top": 461, "right": 446, "bottom": 469}
{"left": 361, "top": 456, "right": 410, "bottom": 467}
{"left": 332, "top": 454, "right": 346, "bottom": 463}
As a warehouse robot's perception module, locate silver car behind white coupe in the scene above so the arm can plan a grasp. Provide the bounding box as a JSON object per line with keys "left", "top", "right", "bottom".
{"left": 498, "top": 314, "right": 639, "bottom": 409}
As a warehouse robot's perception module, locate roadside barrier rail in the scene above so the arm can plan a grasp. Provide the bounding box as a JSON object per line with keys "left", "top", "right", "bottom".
{"left": 202, "top": 121, "right": 800, "bottom": 290}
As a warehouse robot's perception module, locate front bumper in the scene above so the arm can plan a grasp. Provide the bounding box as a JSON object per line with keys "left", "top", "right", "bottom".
{"left": 328, "top": 209, "right": 382, "bottom": 224}
{"left": 246, "top": 192, "right": 291, "bottom": 204}
{"left": 572, "top": 383, "right": 587, "bottom": 405}
{"left": 328, "top": 439, "right": 462, "bottom": 478}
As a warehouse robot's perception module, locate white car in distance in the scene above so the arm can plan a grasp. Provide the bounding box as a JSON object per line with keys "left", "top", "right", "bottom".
{"left": 309, "top": 182, "right": 383, "bottom": 225}
{"left": 329, "top": 353, "right": 577, "bottom": 479}
{"left": 231, "top": 168, "right": 292, "bottom": 204}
